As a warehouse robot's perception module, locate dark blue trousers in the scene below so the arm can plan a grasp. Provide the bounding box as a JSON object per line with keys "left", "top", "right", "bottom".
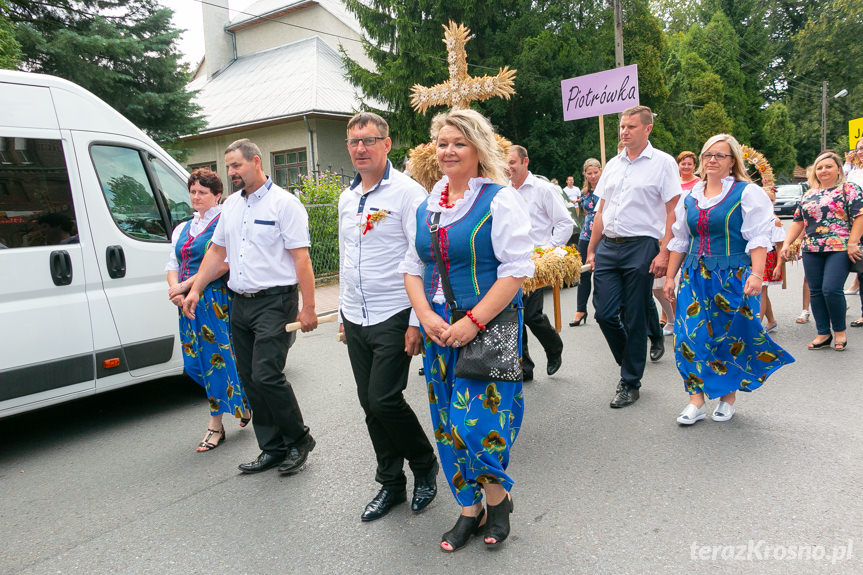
{"left": 802, "top": 251, "right": 850, "bottom": 334}
{"left": 592, "top": 236, "right": 659, "bottom": 388}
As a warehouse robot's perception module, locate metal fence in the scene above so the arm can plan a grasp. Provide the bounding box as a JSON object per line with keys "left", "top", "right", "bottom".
{"left": 306, "top": 203, "right": 339, "bottom": 281}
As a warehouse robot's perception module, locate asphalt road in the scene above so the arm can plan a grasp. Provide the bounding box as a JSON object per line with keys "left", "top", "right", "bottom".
{"left": 2, "top": 259, "right": 862, "bottom": 575}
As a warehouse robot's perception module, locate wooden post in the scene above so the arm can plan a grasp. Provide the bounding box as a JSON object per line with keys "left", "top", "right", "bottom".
{"left": 553, "top": 284, "right": 562, "bottom": 333}
{"left": 599, "top": 115, "right": 606, "bottom": 167}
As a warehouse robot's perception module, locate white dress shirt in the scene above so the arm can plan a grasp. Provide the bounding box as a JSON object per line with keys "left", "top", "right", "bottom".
{"left": 563, "top": 185, "right": 580, "bottom": 202}
{"left": 211, "top": 178, "right": 310, "bottom": 293}
{"left": 399, "top": 176, "right": 535, "bottom": 303}
{"left": 594, "top": 142, "right": 681, "bottom": 239}
{"left": 668, "top": 177, "right": 775, "bottom": 255}
{"left": 165, "top": 206, "right": 222, "bottom": 272}
{"left": 338, "top": 162, "right": 425, "bottom": 326}
{"left": 512, "top": 172, "right": 574, "bottom": 247}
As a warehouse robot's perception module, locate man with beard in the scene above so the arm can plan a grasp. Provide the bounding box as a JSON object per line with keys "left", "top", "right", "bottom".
{"left": 184, "top": 138, "right": 318, "bottom": 475}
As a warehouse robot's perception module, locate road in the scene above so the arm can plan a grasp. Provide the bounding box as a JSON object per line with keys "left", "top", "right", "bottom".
{"left": 2, "top": 259, "right": 862, "bottom": 575}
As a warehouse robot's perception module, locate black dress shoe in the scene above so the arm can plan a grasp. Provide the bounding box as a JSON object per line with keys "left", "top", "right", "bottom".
{"left": 361, "top": 488, "right": 407, "bottom": 522}
{"left": 523, "top": 371, "right": 534, "bottom": 382}
{"left": 610, "top": 385, "right": 640, "bottom": 408}
{"left": 411, "top": 461, "right": 439, "bottom": 512}
{"left": 238, "top": 451, "right": 284, "bottom": 474}
{"left": 546, "top": 354, "right": 562, "bottom": 375}
{"left": 649, "top": 337, "right": 665, "bottom": 361}
{"left": 278, "top": 434, "right": 316, "bottom": 475}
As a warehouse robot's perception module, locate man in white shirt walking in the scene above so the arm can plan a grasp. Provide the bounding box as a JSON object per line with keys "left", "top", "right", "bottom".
{"left": 184, "top": 139, "right": 318, "bottom": 474}
{"left": 585, "top": 106, "right": 680, "bottom": 408}
{"left": 338, "top": 113, "right": 438, "bottom": 522}
{"left": 507, "top": 145, "right": 575, "bottom": 380}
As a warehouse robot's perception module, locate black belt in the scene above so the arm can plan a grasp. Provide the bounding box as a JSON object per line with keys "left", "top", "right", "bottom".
{"left": 603, "top": 235, "right": 654, "bottom": 244}
{"left": 233, "top": 285, "right": 297, "bottom": 298}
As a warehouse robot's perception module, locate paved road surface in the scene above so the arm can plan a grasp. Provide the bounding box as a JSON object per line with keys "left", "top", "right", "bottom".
{"left": 2, "top": 260, "right": 862, "bottom": 574}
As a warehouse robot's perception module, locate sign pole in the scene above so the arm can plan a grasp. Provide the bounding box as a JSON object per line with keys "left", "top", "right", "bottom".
{"left": 599, "top": 115, "right": 606, "bottom": 167}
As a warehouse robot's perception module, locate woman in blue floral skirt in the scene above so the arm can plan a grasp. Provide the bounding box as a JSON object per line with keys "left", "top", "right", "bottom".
{"left": 664, "top": 134, "right": 794, "bottom": 425}
{"left": 166, "top": 169, "right": 250, "bottom": 451}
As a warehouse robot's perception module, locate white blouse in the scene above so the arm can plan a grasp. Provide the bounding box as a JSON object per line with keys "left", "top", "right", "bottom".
{"left": 164, "top": 206, "right": 222, "bottom": 272}
{"left": 398, "top": 176, "right": 535, "bottom": 302}
{"left": 668, "top": 177, "right": 775, "bottom": 255}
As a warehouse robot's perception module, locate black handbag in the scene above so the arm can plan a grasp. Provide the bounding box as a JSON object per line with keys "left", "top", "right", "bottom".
{"left": 429, "top": 212, "right": 522, "bottom": 382}
{"left": 839, "top": 184, "right": 863, "bottom": 273}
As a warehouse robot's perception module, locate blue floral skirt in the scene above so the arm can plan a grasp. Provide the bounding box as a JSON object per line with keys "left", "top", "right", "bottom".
{"left": 179, "top": 282, "right": 249, "bottom": 418}
{"left": 421, "top": 301, "right": 525, "bottom": 506}
{"left": 673, "top": 263, "right": 794, "bottom": 398}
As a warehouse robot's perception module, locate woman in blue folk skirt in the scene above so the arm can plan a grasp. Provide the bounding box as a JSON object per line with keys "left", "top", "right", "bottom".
{"left": 664, "top": 134, "right": 794, "bottom": 425}
{"left": 401, "top": 109, "right": 534, "bottom": 551}
{"left": 166, "top": 169, "right": 250, "bottom": 451}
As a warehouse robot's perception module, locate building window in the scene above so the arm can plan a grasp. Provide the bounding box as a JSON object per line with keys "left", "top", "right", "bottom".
{"left": 188, "top": 161, "right": 218, "bottom": 173}
{"left": 272, "top": 149, "right": 308, "bottom": 190}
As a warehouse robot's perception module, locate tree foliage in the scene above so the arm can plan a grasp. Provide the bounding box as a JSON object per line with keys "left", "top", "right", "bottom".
{"left": 0, "top": 1, "right": 21, "bottom": 68}
{"left": 5, "top": 0, "right": 203, "bottom": 157}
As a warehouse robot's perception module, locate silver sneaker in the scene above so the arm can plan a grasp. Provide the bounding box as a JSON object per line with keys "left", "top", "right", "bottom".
{"left": 677, "top": 403, "right": 707, "bottom": 425}
{"left": 712, "top": 401, "right": 735, "bottom": 422}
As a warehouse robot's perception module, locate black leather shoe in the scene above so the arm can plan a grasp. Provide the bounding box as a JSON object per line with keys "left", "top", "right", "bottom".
{"left": 610, "top": 385, "right": 640, "bottom": 408}
{"left": 361, "top": 488, "right": 407, "bottom": 522}
{"left": 523, "top": 371, "right": 534, "bottom": 382}
{"left": 649, "top": 338, "right": 665, "bottom": 361}
{"left": 238, "top": 451, "right": 284, "bottom": 474}
{"left": 278, "top": 434, "right": 316, "bottom": 475}
{"left": 546, "top": 354, "right": 562, "bottom": 375}
{"left": 411, "top": 461, "right": 439, "bottom": 512}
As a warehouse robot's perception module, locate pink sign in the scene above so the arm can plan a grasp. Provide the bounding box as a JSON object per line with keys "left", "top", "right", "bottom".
{"left": 561, "top": 64, "right": 639, "bottom": 121}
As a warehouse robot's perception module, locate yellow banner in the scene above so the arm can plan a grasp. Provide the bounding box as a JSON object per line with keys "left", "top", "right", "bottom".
{"left": 850, "top": 117, "right": 863, "bottom": 149}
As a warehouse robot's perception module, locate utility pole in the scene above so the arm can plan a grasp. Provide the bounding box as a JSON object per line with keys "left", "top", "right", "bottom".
{"left": 613, "top": 0, "right": 624, "bottom": 68}
{"left": 822, "top": 81, "right": 828, "bottom": 152}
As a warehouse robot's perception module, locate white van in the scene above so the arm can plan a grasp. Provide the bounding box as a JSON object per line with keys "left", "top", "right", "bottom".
{"left": 0, "top": 71, "right": 192, "bottom": 418}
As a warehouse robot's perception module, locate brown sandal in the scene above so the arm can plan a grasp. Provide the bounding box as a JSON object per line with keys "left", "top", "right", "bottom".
{"left": 196, "top": 427, "right": 225, "bottom": 452}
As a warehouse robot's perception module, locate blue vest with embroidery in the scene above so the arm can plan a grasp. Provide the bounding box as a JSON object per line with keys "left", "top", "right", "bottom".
{"left": 683, "top": 181, "right": 750, "bottom": 270}
{"left": 416, "top": 183, "right": 521, "bottom": 310}
{"left": 175, "top": 215, "right": 221, "bottom": 282}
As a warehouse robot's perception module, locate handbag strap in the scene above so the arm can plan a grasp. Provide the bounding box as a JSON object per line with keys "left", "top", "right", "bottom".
{"left": 429, "top": 211, "right": 459, "bottom": 311}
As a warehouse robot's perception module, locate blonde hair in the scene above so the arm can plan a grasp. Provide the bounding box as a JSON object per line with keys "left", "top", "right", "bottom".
{"left": 808, "top": 151, "right": 846, "bottom": 189}
{"left": 695, "top": 134, "right": 750, "bottom": 182}
{"left": 430, "top": 109, "right": 507, "bottom": 185}
{"left": 581, "top": 158, "right": 602, "bottom": 193}
{"left": 851, "top": 139, "right": 863, "bottom": 169}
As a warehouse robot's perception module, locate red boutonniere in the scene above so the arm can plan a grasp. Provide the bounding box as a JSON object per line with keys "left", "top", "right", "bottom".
{"left": 361, "top": 210, "right": 391, "bottom": 235}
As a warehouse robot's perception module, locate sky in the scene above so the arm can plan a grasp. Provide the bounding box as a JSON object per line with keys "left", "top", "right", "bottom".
{"left": 162, "top": 0, "right": 255, "bottom": 67}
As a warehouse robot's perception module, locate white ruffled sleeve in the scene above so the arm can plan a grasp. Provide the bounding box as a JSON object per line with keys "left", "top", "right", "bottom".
{"left": 667, "top": 191, "right": 691, "bottom": 254}
{"left": 490, "top": 187, "right": 535, "bottom": 278}
{"left": 164, "top": 222, "right": 185, "bottom": 272}
{"left": 741, "top": 183, "right": 776, "bottom": 253}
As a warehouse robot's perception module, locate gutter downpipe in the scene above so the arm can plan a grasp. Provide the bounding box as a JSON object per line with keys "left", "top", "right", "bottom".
{"left": 304, "top": 114, "right": 316, "bottom": 179}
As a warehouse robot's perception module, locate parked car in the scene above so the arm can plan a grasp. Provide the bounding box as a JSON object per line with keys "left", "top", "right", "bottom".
{"left": 0, "top": 71, "right": 190, "bottom": 418}
{"left": 773, "top": 183, "right": 807, "bottom": 217}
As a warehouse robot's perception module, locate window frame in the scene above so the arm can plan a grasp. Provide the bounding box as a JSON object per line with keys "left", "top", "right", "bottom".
{"left": 271, "top": 148, "right": 308, "bottom": 190}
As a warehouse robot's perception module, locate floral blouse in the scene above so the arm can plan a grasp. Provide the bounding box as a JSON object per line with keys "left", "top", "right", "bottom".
{"left": 577, "top": 190, "right": 600, "bottom": 242}
{"left": 792, "top": 182, "right": 863, "bottom": 252}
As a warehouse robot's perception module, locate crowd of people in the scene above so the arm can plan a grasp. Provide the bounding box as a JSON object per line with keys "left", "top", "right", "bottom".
{"left": 162, "top": 104, "right": 862, "bottom": 553}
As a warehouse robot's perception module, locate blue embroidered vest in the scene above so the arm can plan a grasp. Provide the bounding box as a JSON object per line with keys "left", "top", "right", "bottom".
{"left": 683, "top": 181, "right": 750, "bottom": 270}
{"left": 415, "top": 183, "right": 521, "bottom": 310}
{"left": 176, "top": 214, "right": 221, "bottom": 282}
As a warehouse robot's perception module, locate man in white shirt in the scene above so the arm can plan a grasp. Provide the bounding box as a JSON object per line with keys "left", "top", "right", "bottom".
{"left": 585, "top": 106, "right": 680, "bottom": 408}
{"left": 507, "top": 145, "right": 575, "bottom": 380}
{"left": 184, "top": 139, "right": 318, "bottom": 474}
{"left": 338, "top": 113, "right": 438, "bottom": 522}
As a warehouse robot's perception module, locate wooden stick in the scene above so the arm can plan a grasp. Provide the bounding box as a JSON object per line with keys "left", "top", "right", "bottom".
{"left": 553, "top": 283, "right": 562, "bottom": 333}
{"left": 285, "top": 312, "right": 339, "bottom": 332}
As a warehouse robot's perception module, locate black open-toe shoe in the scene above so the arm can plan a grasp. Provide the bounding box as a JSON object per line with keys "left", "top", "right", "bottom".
{"left": 484, "top": 494, "right": 513, "bottom": 547}
{"left": 440, "top": 508, "right": 485, "bottom": 552}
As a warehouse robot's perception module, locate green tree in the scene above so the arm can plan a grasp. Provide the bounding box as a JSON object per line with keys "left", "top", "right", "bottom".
{"left": 758, "top": 102, "right": 797, "bottom": 179}
{"left": 6, "top": 0, "right": 203, "bottom": 157}
{"left": 0, "top": 1, "right": 21, "bottom": 68}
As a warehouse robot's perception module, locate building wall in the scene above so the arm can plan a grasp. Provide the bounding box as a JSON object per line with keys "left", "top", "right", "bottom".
{"left": 183, "top": 118, "right": 352, "bottom": 194}
{"left": 233, "top": 5, "right": 373, "bottom": 71}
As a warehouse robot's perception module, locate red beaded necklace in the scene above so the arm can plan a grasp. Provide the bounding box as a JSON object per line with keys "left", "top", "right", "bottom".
{"left": 439, "top": 182, "right": 455, "bottom": 208}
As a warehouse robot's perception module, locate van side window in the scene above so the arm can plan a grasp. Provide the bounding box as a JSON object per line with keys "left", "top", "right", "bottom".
{"left": 90, "top": 145, "right": 168, "bottom": 241}
{"left": 0, "top": 137, "right": 78, "bottom": 249}
{"left": 149, "top": 156, "right": 193, "bottom": 228}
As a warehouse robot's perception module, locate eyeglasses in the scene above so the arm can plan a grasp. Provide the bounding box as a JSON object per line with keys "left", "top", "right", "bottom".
{"left": 346, "top": 136, "right": 386, "bottom": 148}
{"left": 703, "top": 153, "right": 732, "bottom": 160}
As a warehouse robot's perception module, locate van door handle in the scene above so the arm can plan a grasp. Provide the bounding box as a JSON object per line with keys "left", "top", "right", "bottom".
{"left": 106, "top": 245, "right": 126, "bottom": 279}
{"left": 49, "top": 250, "right": 73, "bottom": 286}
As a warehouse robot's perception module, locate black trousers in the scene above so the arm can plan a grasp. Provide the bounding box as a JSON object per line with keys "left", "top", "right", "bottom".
{"left": 576, "top": 238, "right": 593, "bottom": 313}
{"left": 231, "top": 290, "right": 309, "bottom": 456}
{"left": 592, "top": 236, "right": 659, "bottom": 389}
{"left": 522, "top": 288, "right": 564, "bottom": 375}
{"left": 343, "top": 308, "right": 436, "bottom": 491}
